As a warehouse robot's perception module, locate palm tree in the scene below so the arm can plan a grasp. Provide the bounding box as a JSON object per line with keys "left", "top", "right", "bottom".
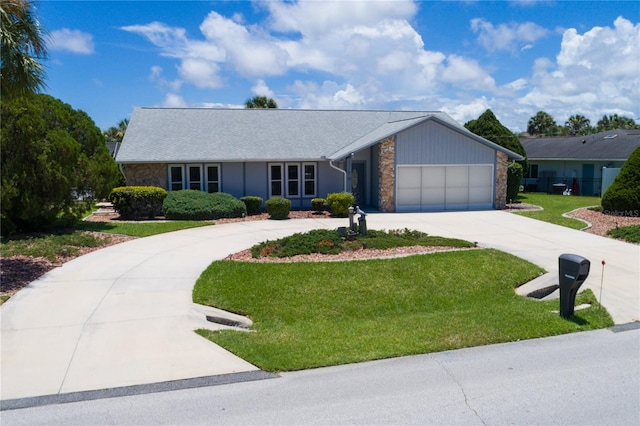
{"left": 564, "top": 115, "right": 591, "bottom": 135}
{"left": 597, "top": 114, "right": 639, "bottom": 131}
{"left": 527, "top": 111, "right": 557, "bottom": 136}
{"left": 1, "top": 0, "right": 48, "bottom": 98}
{"left": 245, "top": 95, "right": 278, "bottom": 109}
{"left": 104, "top": 118, "right": 129, "bottom": 142}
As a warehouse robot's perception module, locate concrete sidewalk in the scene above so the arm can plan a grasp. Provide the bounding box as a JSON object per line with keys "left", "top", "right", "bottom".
{"left": 1, "top": 211, "right": 638, "bottom": 401}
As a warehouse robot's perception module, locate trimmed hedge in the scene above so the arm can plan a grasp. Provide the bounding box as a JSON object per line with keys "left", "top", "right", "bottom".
{"left": 327, "top": 192, "right": 354, "bottom": 217}
{"left": 241, "top": 196, "right": 263, "bottom": 215}
{"left": 507, "top": 162, "right": 523, "bottom": 203}
{"left": 163, "top": 190, "right": 246, "bottom": 220}
{"left": 108, "top": 186, "right": 167, "bottom": 220}
{"left": 265, "top": 196, "right": 291, "bottom": 220}
{"left": 311, "top": 198, "right": 327, "bottom": 213}
{"left": 602, "top": 146, "right": 640, "bottom": 214}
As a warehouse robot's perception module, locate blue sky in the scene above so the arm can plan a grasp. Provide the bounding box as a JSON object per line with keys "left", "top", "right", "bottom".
{"left": 40, "top": 1, "right": 639, "bottom": 132}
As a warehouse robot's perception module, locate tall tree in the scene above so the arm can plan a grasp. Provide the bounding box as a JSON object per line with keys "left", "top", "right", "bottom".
{"left": 0, "top": 0, "right": 48, "bottom": 98}
{"left": 245, "top": 95, "right": 278, "bottom": 109}
{"left": 1, "top": 94, "right": 121, "bottom": 234}
{"left": 104, "top": 118, "right": 129, "bottom": 142}
{"left": 597, "top": 114, "right": 639, "bottom": 132}
{"left": 527, "top": 111, "right": 558, "bottom": 136}
{"left": 564, "top": 115, "right": 591, "bottom": 135}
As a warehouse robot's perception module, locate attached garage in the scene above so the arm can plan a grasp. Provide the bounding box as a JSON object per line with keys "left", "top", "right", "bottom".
{"left": 397, "top": 164, "right": 494, "bottom": 211}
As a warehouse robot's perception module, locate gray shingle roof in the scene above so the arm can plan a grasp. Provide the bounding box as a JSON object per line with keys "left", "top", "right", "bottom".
{"left": 521, "top": 129, "right": 640, "bottom": 161}
{"left": 116, "top": 108, "right": 522, "bottom": 163}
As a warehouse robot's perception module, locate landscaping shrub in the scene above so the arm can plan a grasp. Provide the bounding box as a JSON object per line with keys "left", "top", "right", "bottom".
{"left": 311, "top": 198, "right": 327, "bottom": 213}
{"left": 507, "top": 162, "right": 523, "bottom": 203}
{"left": 602, "top": 146, "right": 640, "bottom": 215}
{"left": 327, "top": 192, "right": 354, "bottom": 217}
{"left": 163, "top": 190, "right": 246, "bottom": 220}
{"left": 251, "top": 229, "right": 344, "bottom": 258}
{"left": 109, "top": 186, "right": 167, "bottom": 220}
{"left": 241, "top": 196, "right": 263, "bottom": 215}
{"left": 265, "top": 197, "right": 291, "bottom": 220}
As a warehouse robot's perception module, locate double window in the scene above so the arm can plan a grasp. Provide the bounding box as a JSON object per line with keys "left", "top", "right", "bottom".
{"left": 269, "top": 162, "right": 316, "bottom": 198}
{"left": 168, "top": 164, "right": 220, "bottom": 193}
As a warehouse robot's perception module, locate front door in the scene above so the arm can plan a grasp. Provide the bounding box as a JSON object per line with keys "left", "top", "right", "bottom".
{"left": 582, "top": 164, "right": 594, "bottom": 196}
{"left": 351, "top": 162, "right": 366, "bottom": 207}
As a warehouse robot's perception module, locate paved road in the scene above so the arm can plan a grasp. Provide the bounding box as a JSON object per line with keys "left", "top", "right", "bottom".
{"left": 2, "top": 327, "right": 638, "bottom": 425}
{"left": 1, "top": 211, "right": 639, "bottom": 401}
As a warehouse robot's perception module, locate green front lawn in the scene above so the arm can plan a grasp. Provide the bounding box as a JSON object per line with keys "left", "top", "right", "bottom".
{"left": 195, "top": 249, "right": 613, "bottom": 372}
{"left": 75, "top": 220, "right": 212, "bottom": 237}
{"left": 515, "top": 193, "right": 601, "bottom": 229}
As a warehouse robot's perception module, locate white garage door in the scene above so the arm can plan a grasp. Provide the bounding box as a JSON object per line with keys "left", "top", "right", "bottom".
{"left": 397, "top": 165, "right": 493, "bottom": 211}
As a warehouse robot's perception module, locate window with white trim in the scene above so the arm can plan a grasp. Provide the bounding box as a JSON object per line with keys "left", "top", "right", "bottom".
{"left": 303, "top": 163, "right": 317, "bottom": 197}
{"left": 286, "top": 163, "right": 300, "bottom": 197}
{"left": 187, "top": 165, "right": 202, "bottom": 190}
{"left": 206, "top": 164, "right": 220, "bottom": 193}
{"left": 169, "top": 165, "right": 184, "bottom": 191}
{"left": 269, "top": 163, "right": 283, "bottom": 197}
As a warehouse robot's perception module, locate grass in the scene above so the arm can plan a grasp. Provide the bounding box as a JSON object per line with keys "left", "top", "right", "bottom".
{"left": 515, "top": 192, "right": 601, "bottom": 229}
{"left": 1, "top": 221, "right": 213, "bottom": 261}
{"left": 194, "top": 249, "right": 613, "bottom": 372}
{"left": 607, "top": 224, "right": 640, "bottom": 243}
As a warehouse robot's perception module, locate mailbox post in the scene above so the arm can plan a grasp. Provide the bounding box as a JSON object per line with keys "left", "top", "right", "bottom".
{"left": 558, "top": 254, "right": 590, "bottom": 318}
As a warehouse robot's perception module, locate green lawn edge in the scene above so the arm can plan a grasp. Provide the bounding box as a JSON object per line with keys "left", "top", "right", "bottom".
{"left": 514, "top": 193, "right": 601, "bottom": 229}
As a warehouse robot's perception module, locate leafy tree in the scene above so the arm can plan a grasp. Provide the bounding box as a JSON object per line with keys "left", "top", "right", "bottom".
{"left": 245, "top": 95, "right": 278, "bottom": 109}
{"left": 564, "top": 115, "right": 592, "bottom": 135}
{"left": 465, "top": 109, "right": 528, "bottom": 170}
{"left": 0, "top": 0, "right": 48, "bottom": 99}
{"left": 601, "top": 146, "right": 640, "bottom": 213}
{"left": 527, "top": 111, "right": 558, "bottom": 136}
{"left": 104, "top": 118, "right": 129, "bottom": 142}
{"left": 1, "top": 94, "right": 121, "bottom": 234}
{"left": 597, "top": 114, "right": 639, "bottom": 132}
{"left": 465, "top": 110, "right": 528, "bottom": 202}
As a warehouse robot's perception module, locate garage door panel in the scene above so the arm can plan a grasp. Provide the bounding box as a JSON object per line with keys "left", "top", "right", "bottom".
{"left": 397, "top": 165, "right": 493, "bottom": 211}
{"left": 421, "top": 187, "right": 445, "bottom": 205}
{"left": 422, "top": 166, "right": 445, "bottom": 188}
{"left": 397, "top": 167, "right": 421, "bottom": 188}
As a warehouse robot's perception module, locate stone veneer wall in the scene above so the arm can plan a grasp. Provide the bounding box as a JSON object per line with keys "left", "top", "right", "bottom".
{"left": 494, "top": 151, "right": 508, "bottom": 209}
{"left": 121, "top": 164, "right": 167, "bottom": 189}
{"left": 377, "top": 136, "right": 396, "bottom": 212}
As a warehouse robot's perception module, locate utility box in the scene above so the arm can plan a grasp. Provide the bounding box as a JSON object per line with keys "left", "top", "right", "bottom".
{"left": 558, "top": 254, "right": 590, "bottom": 318}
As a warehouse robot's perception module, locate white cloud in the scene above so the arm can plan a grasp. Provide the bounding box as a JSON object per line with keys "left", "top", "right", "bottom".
{"left": 441, "top": 55, "right": 496, "bottom": 91}
{"left": 50, "top": 28, "right": 94, "bottom": 54}
{"left": 518, "top": 16, "right": 640, "bottom": 123}
{"left": 471, "top": 19, "right": 548, "bottom": 52}
{"left": 160, "top": 93, "right": 187, "bottom": 108}
{"left": 178, "top": 58, "right": 222, "bottom": 88}
{"left": 251, "top": 79, "right": 275, "bottom": 98}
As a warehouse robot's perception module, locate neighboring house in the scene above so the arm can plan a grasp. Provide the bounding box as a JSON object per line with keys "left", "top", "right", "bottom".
{"left": 115, "top": 108, "right": 523, "bottom": 212}
{"left": 520, "top": 129, "right": 640, "bottom": 196}
{"left": 106, "top": 141, "right": 121, "bottom": 159}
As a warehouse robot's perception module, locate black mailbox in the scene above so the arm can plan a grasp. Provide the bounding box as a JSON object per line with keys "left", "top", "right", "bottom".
{"left": 558, "top": 254, "right": 590, "bottom": 318}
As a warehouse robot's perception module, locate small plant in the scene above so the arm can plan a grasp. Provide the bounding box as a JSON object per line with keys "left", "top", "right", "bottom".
{"left": 241, "top": 196, "right": 263, "bottom": 216}
{"left": 163, "top": 190, "right": 246, "bottom": 220}
{"left": 109, "top": 186, "right": 167, "bottom": 220}
{"left": 327, "top": 192, "right": 354, "bottom": 217}
{"left": 507, "top": 163, "right": 523, "bottom": 203}
{"left": 607, "top": 224, "right": 640, "bottom": 243}
{"left": 265, "top": 197, "right": 291, "bottom": 220}
{"left": 311, "top": 198, "right": 327, "bottom": 214}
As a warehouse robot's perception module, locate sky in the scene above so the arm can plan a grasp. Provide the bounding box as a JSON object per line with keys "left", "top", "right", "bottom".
{"left": 39, "top": 0, "right": 640, "bottom": 133}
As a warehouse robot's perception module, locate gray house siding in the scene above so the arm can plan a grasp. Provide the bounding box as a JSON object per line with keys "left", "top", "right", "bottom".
{"left": 396, "top": 121, "right": 495, "bottom": 165}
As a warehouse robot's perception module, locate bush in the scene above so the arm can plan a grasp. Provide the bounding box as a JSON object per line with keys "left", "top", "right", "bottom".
{"left": 251, "top": 229, "right": 344, "bottom": 258}
{"left": 602, "top": 146, "right": 640, "bottom": 214}
{"left": 507, "top": 162, "right": 523, "bottom": 203}
{"left": 241, "top": 196, "right": 263, "bottom": 215}
{"left": 327, "top": 192, "right": 355, "bottom": 217}
{"left": 163, "top": 191, "right": 246, "bottom": 220}
{"left": 311, "top": 198, "right": 327, "bottom": 213}
{"left": 109, "top": 186, "right": 167, "bottom": 220}
{"left": 265, "top": 197, "right": 291, "bottom": 220}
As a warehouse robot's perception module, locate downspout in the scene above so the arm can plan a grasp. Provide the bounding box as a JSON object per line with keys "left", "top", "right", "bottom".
{"left": 117, "top": 163, "right": 127, "bottom": 185}
{"left": 328, "top": 158, "right": 347, "bottom": 192}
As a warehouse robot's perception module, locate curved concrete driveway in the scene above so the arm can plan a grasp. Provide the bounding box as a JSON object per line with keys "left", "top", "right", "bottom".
{"left": 1, "top": 211, "right": 638, "bottom": 400}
